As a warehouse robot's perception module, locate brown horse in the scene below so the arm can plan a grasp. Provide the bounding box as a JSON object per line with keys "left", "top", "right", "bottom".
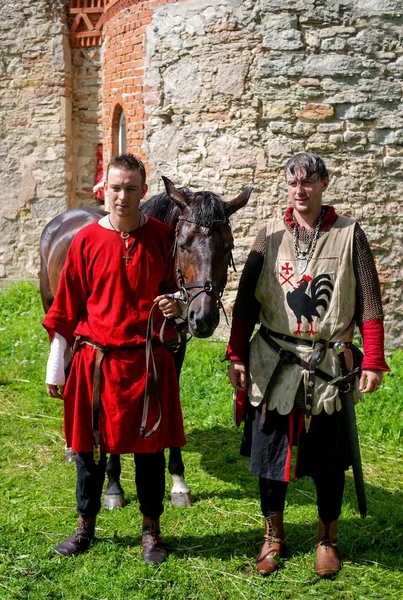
{"left": 40, "top": 176, "right": 252, "bottom": 508}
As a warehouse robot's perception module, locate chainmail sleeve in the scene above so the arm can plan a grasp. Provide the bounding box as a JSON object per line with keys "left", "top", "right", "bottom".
{"left": 225, "top": 227, "right": 266, "bottom": 362}
{"left": 353, "top": 223, "right": 384, "bottom": 326}
{"left": 232, "top": 226, "right": 266, "bottom": 323}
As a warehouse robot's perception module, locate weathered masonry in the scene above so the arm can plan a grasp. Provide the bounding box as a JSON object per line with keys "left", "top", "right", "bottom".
{"left": 0, "top": 0, "right": 402, "bottom": 346}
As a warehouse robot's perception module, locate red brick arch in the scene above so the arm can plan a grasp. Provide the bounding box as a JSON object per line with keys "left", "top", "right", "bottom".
{"left": 69, "top": 0, "right": 185, "bottom": 176}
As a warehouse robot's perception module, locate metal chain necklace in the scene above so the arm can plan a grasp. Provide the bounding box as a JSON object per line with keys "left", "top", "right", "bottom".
{"left": 293, "top": 208, "right": 325, "bottom": 275}
{"left": 108, "top": 213, "right": 144, "bottom": 266}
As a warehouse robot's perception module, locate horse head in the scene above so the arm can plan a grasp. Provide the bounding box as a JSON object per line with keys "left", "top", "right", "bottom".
{"left": 162, "top": 176, "right": 252, "bottom": 338}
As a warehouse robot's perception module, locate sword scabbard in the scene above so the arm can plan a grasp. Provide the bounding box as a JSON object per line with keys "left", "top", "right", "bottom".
{"left": 334, "top": 343, "right": 367, "bottom": 518}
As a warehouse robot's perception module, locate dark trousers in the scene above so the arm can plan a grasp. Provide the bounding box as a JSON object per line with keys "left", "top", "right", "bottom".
{"left": 246, "top": 401, "right": 348, "bottom": 524}
{"left": 75, "top": 451, "right": 166, "bottom": 520}
{"left": 260, "top": 467, "right": 345, "bottom": 524}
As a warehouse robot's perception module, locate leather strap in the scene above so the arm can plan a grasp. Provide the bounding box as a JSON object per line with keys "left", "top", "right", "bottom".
{"left": 75, "top": 336, "right": 111, "bottom": 464}
{"left": 259, "top": 342, "right": 300, "bottom": 430}
{"left": 260, "top": 326, "right": 351, "bottom": 350}
{"left": 258, "top": 328, "right": 336, "bottom": 433}
{"left": 75, "top": 303, "right": 179, "bottom": 448}
{"left": 141, "top": 303, "right": 163, "bottom": 439}
{"left": 159, "top": 315, "right": 190, "bottom": 353}
{"left": 91, "top": 348, "right": 104, "bottom": 464}
{"left": 305, "top": 341, "right": 326, "bottom": 432}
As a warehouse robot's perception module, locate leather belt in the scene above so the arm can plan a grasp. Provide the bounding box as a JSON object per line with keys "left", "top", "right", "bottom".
{"left": 74, "top": 326, "right": 164, "bottom": 458}
{"left": 258, "top": 327, "right": 345, "bottom": 433}
{"left": 74, "top": 336, "right": 112, "bottom": 464}
{"left": 260, "top": 326, "right": 351, "bottom": 350}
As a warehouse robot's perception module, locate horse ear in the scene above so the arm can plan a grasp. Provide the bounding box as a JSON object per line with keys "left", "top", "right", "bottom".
{"left": 226, "top": 187, "right": 253, "bottom": 216}
{"left": 162, "top": 176, "right": 189, "bottom": 210}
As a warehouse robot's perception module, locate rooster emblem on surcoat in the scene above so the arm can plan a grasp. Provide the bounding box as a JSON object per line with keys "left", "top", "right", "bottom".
{"left": 286, "top": 273, "right": 334, "bottom": 336}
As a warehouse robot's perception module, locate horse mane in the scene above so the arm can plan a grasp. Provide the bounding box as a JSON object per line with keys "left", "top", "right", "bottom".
{"left": 140, "top": 189, "right": 183, "bottom": 223}
{"left": 190, "top": 191, "right": 229, "bottom": 227}
{"left": 140, "top": 187, "right": 229, "bottom": 227}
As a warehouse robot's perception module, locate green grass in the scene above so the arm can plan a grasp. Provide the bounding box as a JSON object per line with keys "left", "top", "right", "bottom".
{"left": 0, "top": 282, "right": 402, "bottom": 600}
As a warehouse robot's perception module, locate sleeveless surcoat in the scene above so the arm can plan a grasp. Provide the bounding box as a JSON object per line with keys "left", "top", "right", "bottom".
{"left": 248, "top": 214, "right": 362, "bottom": 415}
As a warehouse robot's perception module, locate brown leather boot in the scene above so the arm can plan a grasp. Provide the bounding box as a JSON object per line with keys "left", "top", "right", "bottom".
{"left": 54, "top": 516, "right": 96, "bottom": 556}
{"left": 141, "top": 517, "right": 167, "bottom": 565}
{"left": 315, "top": 519, "right": 340, "bottom": 578}
{"left": 256, "top": 513, "right": 285, "bottom": 575}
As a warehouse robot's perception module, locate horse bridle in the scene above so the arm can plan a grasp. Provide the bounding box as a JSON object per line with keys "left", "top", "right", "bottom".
{"left": 141, "top": 214, "right": 235, "bottom": 438}
{"left": 172, "top": 215, "right": 236, "bottom": 320}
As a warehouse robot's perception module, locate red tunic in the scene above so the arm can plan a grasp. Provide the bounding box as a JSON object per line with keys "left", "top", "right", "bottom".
{"left": 43, "top": 217, "right": 186, "bottom": 454}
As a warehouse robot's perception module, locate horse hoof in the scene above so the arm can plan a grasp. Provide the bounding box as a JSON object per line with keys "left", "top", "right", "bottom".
{"left": 171, "top": 492, "right": 192, "bottom": 508}
{"left": 103, "top": 494, "right": 126, "bottom": 510}
{"left": 64, "top": 448, "right": 77, "bottom": 463}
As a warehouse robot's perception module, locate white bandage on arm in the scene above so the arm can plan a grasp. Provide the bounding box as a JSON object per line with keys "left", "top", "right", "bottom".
{"left": 45, "top": 332, "right": 71, "bottom": 386}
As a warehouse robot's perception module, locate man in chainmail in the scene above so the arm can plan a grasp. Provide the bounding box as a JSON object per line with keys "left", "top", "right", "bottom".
{"left": 226, "top": 152, "right": 389, "bottom": 578}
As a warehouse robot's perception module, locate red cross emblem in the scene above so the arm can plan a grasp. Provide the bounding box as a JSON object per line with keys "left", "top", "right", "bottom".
{"left": 279, "top": 262, "right": 296, "bottom": 288}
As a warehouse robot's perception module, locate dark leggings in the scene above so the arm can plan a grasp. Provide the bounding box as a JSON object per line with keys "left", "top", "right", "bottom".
{"left": 75, "top": 451, "right": 166, "bottom": 520}
{"left": 260, "top": 468, "right": 345, "bottom": 523}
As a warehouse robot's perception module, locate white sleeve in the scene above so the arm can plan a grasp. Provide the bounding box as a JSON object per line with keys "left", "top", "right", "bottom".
{"left": 45, "top": 333, "right": 72, "bottom": 386}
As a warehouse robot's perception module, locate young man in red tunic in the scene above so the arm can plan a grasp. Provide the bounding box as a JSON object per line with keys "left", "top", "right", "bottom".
{"left": 44, "top": 154, "right": 186, "bottom": 563}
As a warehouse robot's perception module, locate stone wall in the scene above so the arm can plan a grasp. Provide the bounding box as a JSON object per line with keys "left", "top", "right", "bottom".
{"left": 0, "top": 0, "right": 401, "bottom": 348}
{"left": 70, "top": 46, "right": 103, "bottom": 207}
{"left": 0, "top": 0, "right": 71, "bottom": 280}
{"left": 143, "top": 0, "right": 403, "bottom": 347}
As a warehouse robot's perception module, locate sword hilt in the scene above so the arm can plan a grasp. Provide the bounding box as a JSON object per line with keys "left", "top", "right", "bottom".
{"left": 333, "top": 341, "right": 346, "bottom": 356}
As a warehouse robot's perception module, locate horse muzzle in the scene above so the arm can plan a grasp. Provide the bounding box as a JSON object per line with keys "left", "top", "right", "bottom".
{"left": 188, "top": 302, "right": 220, "bottom": 338}
{"left": 183, "top": 282, "right": 220, "bottom": 338}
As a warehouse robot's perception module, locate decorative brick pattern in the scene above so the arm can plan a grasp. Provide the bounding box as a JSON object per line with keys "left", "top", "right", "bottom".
{"left": 69, "top": 1, "right": 105, "bottom": 48}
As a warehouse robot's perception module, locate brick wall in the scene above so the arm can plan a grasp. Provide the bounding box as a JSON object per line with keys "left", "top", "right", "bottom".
{"left": 101, "top": 0, "right": 184, "bottom": 179}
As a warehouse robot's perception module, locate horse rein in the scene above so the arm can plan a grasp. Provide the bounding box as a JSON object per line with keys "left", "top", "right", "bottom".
{"left": 142, "top": 295, "right": 192, "bottom": 438}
